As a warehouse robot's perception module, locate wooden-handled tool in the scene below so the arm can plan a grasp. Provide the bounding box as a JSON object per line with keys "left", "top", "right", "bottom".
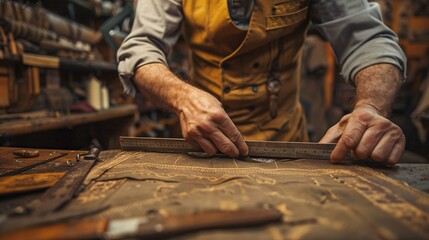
{"left": 0, "top": 208, "right": 282, "bottom": 240}
{"left": 12, "top": 149, "right": 40, "bottom": 158}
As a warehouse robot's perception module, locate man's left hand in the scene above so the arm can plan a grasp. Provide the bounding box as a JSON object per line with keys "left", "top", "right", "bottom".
{"left": 320, "top": 104, "right": 405, "bottom": 165}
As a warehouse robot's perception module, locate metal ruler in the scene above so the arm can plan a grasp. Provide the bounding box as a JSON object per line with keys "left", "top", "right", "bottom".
{"left": 120, "top": 137, "right": 348, "bottom": 160}
{"left": 0, "top": 152, "right": 68, "bottom": 177}
{"left": 22, "top": 147, "right": 100, "bottom": 216}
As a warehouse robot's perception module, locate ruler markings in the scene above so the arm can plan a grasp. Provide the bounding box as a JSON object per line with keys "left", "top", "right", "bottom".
{"left": 120, "top": 137, "right": 342, "bottom": 160}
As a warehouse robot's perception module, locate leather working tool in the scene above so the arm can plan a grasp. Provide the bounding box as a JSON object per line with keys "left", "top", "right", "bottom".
{"left": 0, "top": 172, "right": 64, "bottom": 196}
{"left": 120, "top": 136, "right": 352, "bottom": 160}
{"left": 8, "top": 147, "right": 100, "bottom": 216}
{"left": 0, "top": 208, "right": 282, "bottom": 240}
{"left": 0, "top": 152, "right": 68, "bottom": 177}
{"left": 12, "top": 149, "right": 40, "bottom": 158}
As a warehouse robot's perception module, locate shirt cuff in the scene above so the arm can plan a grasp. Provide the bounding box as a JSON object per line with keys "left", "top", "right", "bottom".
{"left": 117, "top": 41, "right": 168, "bottom": 97}
{"left": 341, "top": 38, "right": 407, "bottom": 86}
{"left": 311, "top": 2, "right": 407, "bottom": 85}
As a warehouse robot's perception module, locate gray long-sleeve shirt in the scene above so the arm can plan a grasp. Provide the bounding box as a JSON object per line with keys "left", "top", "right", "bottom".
{"left": 118, "top": 0, "right": 406, "bottom": 97}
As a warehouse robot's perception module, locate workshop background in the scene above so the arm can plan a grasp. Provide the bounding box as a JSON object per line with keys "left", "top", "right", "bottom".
{"left": 0, "top": 0, "right": 428, "bottom": 161}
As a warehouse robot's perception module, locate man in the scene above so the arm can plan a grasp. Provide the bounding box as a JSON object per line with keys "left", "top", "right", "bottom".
{"left": 118, "top": 0, "right": 406, "bottom": 165}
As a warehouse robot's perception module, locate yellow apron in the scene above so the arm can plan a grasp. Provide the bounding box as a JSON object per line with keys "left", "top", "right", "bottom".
{"left": 182, "top": 0, "right": 310, "bottom": 141}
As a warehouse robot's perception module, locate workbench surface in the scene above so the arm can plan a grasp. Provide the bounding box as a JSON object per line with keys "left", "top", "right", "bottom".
{"left": 1, "top": 147, "right": 429, "bottom": 239}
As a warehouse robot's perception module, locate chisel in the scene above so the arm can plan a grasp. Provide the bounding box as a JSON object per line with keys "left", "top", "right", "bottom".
{"left": 0, "top": 208, "right": 282, "bottom": 240}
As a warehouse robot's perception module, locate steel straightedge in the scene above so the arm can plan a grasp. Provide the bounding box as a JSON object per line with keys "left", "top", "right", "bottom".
{"left": 24, "top": 148, "right": 100, "bottom": 216}
{"left": 0, "top": 152, "right": 68, "bottom": 177}
{"left": 120, "top": 137, "right": 349, "bottom": 160}
{"left": 27, "top": 157, "right": 95, "bottom": 215}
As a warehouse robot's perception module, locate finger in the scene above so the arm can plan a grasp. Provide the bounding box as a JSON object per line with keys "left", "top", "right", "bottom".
{"left": 179, "top": 112, "right": 189, "bottom": 139}
{"left": 331, "top": 118, "right": 367, "bottom": 163}
{"left": 193, "top": 136, "right": 218, "bottom": 157}
{"left": 320, "top": 114, "right": 351, "bottom": 143}
{"left": 180, "top": 113, "right": 218, "bottom": 156}
{"left": 217, "top": 117, "right": 249, "bottom": 156}
{"left": 186, "top": 118, "right": 240, "bottom": 157}
{"left": 369, "top": 134, "right": 395, "bottom": 162}
{"left": 353, "top": 126, "right": 386, "bottom": 160}
{"left": 185, "top": 138, "right": 203, "bottom": 149}
{"left": 319, "top": 124, "right": 343, "bottom": 143}
{"left": 387, "top": 138, "right": 405, "bottom": 165}
{"left": 208, "top": 131, "right": 239, "bottom": 158}
{"left": 186, "top": 125, "right": 218, "bottom": 157}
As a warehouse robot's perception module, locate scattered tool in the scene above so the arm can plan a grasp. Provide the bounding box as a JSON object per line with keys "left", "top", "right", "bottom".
{"left": 120, "top": 137, "right": 352, "bottom": 160}
{"left": 0, "top": 208, "right": 282, "bottom": 240}
{"left": 12, "top": 149, "right": 40, "bottom": 158}
{"left": 0, "top": 152, "right": 68, "bottom": 177}
{"left": 19, "top": 147, "right": 100, "bottom": 216}
{"left": 0, "top": 172, "right": 64, "bottom": 196}
{"left": 75, "top": 147, "right": 101, "bottom": 162}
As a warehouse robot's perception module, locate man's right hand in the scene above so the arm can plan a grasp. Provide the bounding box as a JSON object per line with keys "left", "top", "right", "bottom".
{"left": 177, "top": 87, "right": 249, "bottom": 158}
{"left": 134, "top": 63, "right": 248, "bottom": 158}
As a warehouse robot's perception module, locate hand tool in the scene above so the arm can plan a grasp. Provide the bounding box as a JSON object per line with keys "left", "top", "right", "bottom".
{"left": 120, "top": 136, "right": 352, "bottom": 160}
{"left": 20, "top": 147, "right": 100, "bottom": 216}
{"left": 105, "top": 207, "right": 282, "bottom": 240}
{"left": 0, "top": 152, "right": 68, "bottom": 177}
{"left": 0, "top": 172, "right": 64, "bottom": 196}
{"left": 0, "top": 208, "right": 282, "bottom": 240}
{"left": 0, "top": 147, "right": 102, "bottom": 232}
{"left": 12, "top": 149, "right": 40, "bottom": 158}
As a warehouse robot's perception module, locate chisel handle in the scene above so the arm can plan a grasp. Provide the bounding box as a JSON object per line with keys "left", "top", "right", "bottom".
{"left": 0, "top": 219, "right": 107, "bottom": 240}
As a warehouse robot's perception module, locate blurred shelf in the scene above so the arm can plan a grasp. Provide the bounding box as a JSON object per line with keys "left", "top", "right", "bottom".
{"left": 1, "top": 53, "right": 117, "bottom": 72}
{"left": 0, "top": 104, "right": 136, "bottom": 136}
{"left": 60, "top": 58, "right": 117, "bottom": 72}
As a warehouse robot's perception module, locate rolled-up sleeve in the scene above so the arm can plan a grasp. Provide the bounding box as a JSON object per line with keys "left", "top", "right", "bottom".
{"left": 117, "top": 0, "right": 183, "bottom": 97}
{"left": 310, "top": 1, "right": 407, "bottom": 85}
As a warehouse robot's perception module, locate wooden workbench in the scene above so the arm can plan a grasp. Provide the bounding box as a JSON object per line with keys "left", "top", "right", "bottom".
{"left": 0, "top": 147, "right": 429, "bottom": 239}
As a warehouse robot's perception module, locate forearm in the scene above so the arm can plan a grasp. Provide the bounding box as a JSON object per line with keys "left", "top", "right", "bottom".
{"left": 354, "top": 63, "right": 403, "bottom": 117}
{"left": 134, "top": 63, "right": 195, "bottom": 115}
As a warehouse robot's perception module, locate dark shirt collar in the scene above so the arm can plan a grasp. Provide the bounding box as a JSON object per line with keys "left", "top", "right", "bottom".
{"left": 228, "top": 0, "right": 254, "bottom": 29}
